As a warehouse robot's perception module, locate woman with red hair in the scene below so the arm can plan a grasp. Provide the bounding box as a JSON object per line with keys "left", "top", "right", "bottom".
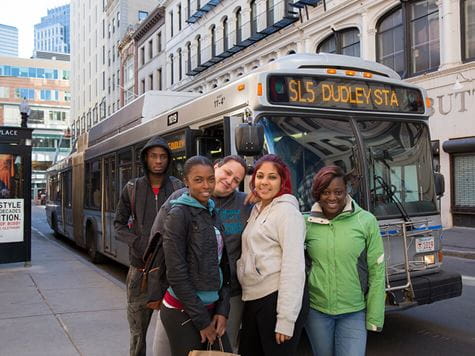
{"left": 237, "top": 154, "right": 308, "bottom": 356}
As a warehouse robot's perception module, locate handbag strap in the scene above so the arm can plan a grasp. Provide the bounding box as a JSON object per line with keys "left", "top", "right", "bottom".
{"left": 206, "top": 337, "right": 224, "bottom": 352}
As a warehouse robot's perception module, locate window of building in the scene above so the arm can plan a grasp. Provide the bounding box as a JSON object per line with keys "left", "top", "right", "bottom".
{"left": 0, "top": 87, "right": 9, "bottom": 98}
{"left": 376, "top": 0, "right": 440, "bottom": 78}
{"left": 124, "top": 56, "right": 134, "bottom": 87}
{"left": 187, "top": 0, "right": 191, "bottom": 18}
{"left": 223, "top": 17, "right": 228, "bottom": 51}
{"left": 211, "top": 25, "right": 216, "bottom": 57}
{"left": 149, "top": 73, "right": 153, "bottom": 90}
{"left": 267, "top": 0, "right": 274, "bottom": 26}
{"left": 108, "top": 23, "right": 111, "bottom": 38}
{"left": 15, "top": 88, "right": 34, "bottom": 99}
{"left": 317, "top": 28, "right": 360, "bottom": 57}
{"left": 108, "top": 78, "right": 111, "bottom": 94}
{"left": 141, "top": 79, "right": 145, "bottom": 94}
{"left": 140, "top": 46, "right": 145, "bottom": 66}
{"left": 170, "top": 11, "right": 174, "bottom": 37}
{"left": 112, "top": 45, "right": 115, "bottom": 62}
{"left": 157, "top": 32, "right": 162, "bottom": 52}
{"left": 170, "top": 54, "right": 174, "bottom": 85}
{"left": 112, "top": 18, "right": 115, "bottom": 33}
{"left": 178, "top": 48, "right": 183, "bottom": 80}
{"left": 462, "top": 0, "right": 475, "bottom": 61}
{"left": 236, "top": 8, "right": 242, "bottom": 44}
{"left": 149, "top": 39, "right": 153, "bottom": 60}
{"left": 29, "top": 110, "right": 45, "bottom": 124}
{"left": 139, "top": 11, "right": 148, "bottom": 21}
{"left": 178, "top": 4, "right": 182, "bottom": 31}
{"left": 64, "top": 91, "right": 71, "bottom": 101}
{"left": 108, "top": 50, "right": 111, "bottom": 66}
{"left": 117, "top": 11, "right": 120, "bottom": 28}
{"left": 197, "top": 35, "right": 201, "bottom": 66}
{"left": 112, "top": 74, "right": 115, "bottom": 91}
{"left": 186, "top": 42, "right": 192, "bottom": 72}
{"left": 157, "top": 68, "right": 162, "bottom": 90}
{"left": 251, "top": 1, "right": 257, "bottom": 36}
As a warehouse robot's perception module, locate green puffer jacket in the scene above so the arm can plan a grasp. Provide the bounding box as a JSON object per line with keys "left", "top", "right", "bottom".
{"left": 305, "top": 197, "right": 386, "bottom": 331}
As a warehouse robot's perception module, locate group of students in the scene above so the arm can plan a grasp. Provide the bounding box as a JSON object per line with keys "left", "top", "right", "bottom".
{"left": 114, "top": 135, "right": 386, "bottom": 356}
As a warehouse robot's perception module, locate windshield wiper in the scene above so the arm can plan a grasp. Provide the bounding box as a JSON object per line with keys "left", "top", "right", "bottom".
{"left": 374, "top": 175, "right": 411, "bottom": 222}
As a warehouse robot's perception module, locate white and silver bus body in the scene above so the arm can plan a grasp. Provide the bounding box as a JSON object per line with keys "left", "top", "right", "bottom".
{"left": 240, "top": 54, "right": 459, "bottom": 308}
{"left": 82, "top": 78, "right": 261, "bottom": 264}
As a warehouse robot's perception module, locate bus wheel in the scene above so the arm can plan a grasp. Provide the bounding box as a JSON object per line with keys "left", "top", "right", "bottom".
{"left": 86, "top": 224, "right": 105, "bottom": 264}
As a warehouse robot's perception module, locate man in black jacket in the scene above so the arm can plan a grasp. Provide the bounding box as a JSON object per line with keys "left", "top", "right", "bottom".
{"left": 114, "top": 135, "right": 184, "bottom": 356}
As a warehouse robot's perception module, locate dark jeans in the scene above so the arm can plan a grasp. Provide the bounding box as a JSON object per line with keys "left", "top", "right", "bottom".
{"left": 160, "top": 304, "right": 232, "bottom": 356}
{"left": 239, "top": 290, "right": 309, "bottom": 356}
{"left": 126, "top": 266, "right": 153, "bottom": 356}
{"left": 20, "top": 113, "right": 28, "bottom": 128}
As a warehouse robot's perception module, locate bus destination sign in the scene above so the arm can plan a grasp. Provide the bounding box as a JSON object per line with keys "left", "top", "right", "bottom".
{"left": 268, "top": 75, "right": 425, "bottom": 114}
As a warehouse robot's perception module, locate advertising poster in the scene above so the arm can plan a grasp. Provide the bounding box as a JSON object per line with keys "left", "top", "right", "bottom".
{"left": 0, "top": 199, "right": 24, "bottom": 243}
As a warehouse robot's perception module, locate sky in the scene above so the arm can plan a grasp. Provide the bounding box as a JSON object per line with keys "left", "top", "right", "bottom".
{"left": 0, "top": 0, "right": 70, "bottom": 58}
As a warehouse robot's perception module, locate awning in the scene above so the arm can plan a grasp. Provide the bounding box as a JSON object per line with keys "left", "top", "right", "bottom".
{"left": 442, "top": 137, "right": 475, "bottom": 153}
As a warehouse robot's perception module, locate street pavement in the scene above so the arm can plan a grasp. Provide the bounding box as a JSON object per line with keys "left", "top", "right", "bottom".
{"left": 1, "top": 204, "right": 474, "bottom": 355}
{"left": 442, "top": 227, "right": 475, "bottom": 259}
{"left": 0, "top": 209, "right": 157, "bottom": 356}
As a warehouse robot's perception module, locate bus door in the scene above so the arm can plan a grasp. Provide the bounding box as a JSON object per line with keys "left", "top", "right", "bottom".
{"left": 61, "top": 169, "right": 73, "bottom": 238}
{"left": 102, "top": 154, "right": 117, "bottom": 256}
{"left": 223, "top": 116, "right": 243, "bottom": 156}
{"left": 196, "top": 122, "right": 226, "bottom": 160}
{"left": 115, "top": 149, "right": 133, "bottom": 255}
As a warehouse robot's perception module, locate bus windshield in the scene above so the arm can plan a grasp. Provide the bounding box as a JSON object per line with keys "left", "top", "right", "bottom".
{"left": 260, "top": 116, "right": 437, "bottom": 217}
{"left": 358, "top": 120, "right": 437, "bottom": 218}
{"left": 260, "top": 116, "right": 363, "bottom": 212}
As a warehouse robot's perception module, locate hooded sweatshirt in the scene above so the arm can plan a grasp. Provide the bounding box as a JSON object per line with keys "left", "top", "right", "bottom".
{"left": 237, "top": 194, "right": 306, "bottom": 337}
{"left": 114, "top": 135, "right": 184, "bottom": 268}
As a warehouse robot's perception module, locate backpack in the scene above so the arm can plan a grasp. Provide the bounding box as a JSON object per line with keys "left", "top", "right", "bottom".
{"left": 141, "top": 230, "right": 169, "bottom": 309}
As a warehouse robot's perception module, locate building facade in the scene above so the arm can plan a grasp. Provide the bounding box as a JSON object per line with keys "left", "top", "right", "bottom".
{"left": 34, "top": 4, "right": 71, "bottom": 55}
{"left": 0, "top": 24, "right": 19, "bottom": 57}
{"left": 0, "top": 56, "right": 71, "bottom": 198}
{"left": 76, "top": 0, "right": 475, "bottom": 228}
{"left": 70, "top": 0, "right": 159, "bottom": 138}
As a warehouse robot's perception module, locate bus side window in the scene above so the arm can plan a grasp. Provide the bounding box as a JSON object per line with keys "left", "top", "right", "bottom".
{"left": 119, "top": 149, "right": 133, "bottom": 191}
{"left": 85, "top": 160, "right": 101, "bottom": 209}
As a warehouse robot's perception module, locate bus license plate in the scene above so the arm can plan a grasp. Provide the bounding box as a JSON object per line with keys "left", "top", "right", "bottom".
{"left": 416, "top": 236, "right": 435, "bottom": 253}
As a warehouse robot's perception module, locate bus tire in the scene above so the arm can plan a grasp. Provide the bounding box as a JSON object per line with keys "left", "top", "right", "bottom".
{"left": 86, "top": 223, "right": 105, "bottom": 264}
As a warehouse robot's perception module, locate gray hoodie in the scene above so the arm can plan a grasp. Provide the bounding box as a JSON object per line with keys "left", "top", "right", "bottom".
{"left": 237, "top": 194, "right": 306, "bottom": 337}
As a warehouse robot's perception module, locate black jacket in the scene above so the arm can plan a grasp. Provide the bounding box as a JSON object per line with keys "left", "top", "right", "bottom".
{"left": 162, "top": 202, "right": 231, "bottom": 331}
{"left": 113, "top": 136, "right": 184, "bottom": 268}
{"left": 149, "top": 188, "right": 252, "bottom": 296}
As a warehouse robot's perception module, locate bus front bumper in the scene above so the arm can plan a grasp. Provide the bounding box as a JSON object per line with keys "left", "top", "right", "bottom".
{"left": 412, "top": 270, "right": 462, "bottom": 305}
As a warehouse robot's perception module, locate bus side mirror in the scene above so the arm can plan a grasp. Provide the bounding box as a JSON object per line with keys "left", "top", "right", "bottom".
{"left": 434, "top": 172, "right": 445, "bottom": 197}
{"left": 235, "top": 123, "right": 264, "bottom": 156}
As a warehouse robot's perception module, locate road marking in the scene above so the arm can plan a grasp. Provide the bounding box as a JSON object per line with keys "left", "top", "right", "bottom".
{"left": 462, "top": 275, "right": 475, "bottom": 286}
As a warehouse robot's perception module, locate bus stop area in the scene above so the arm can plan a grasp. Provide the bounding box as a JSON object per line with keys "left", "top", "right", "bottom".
{"left": 0, "top": 207, "right": 157, "bottom": 356}
{"left": 0, "top": 208, "right": 473, "bottom": 356}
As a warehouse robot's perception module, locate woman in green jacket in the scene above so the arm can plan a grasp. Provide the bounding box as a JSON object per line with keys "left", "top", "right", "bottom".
{"left": 305, "top": 166, "right": 385, "bottom": 356}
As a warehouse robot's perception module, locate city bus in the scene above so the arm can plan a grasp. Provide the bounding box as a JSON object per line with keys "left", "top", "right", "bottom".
{"left": 46, "top": 53, "right": 462, "bottom": 310}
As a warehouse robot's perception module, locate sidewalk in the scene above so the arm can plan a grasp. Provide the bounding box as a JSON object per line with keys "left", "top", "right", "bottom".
{"left": 442, "top": 227, "right": 475, "bottom": 260}
{"left": 0, "top": 228, "right": 156, "bottom": 356}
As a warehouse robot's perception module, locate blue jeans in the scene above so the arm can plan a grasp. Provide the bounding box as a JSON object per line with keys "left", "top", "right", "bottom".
{"left": 305, "top": 308, "right": 367, "bottom": 356}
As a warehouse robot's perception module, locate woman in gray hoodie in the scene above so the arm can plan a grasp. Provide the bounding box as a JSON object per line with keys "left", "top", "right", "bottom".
{"left": 237, "top": 154, "right": 308, "bottom": 356}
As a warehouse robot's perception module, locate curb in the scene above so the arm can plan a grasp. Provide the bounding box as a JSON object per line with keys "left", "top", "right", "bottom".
{"left": 443, "top": 249, "right": 475, "bottom": 260}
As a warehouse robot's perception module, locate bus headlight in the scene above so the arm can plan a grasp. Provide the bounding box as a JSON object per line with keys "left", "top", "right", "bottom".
{"left": 423, "top": 254, "right": 435, "bottom": 265}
